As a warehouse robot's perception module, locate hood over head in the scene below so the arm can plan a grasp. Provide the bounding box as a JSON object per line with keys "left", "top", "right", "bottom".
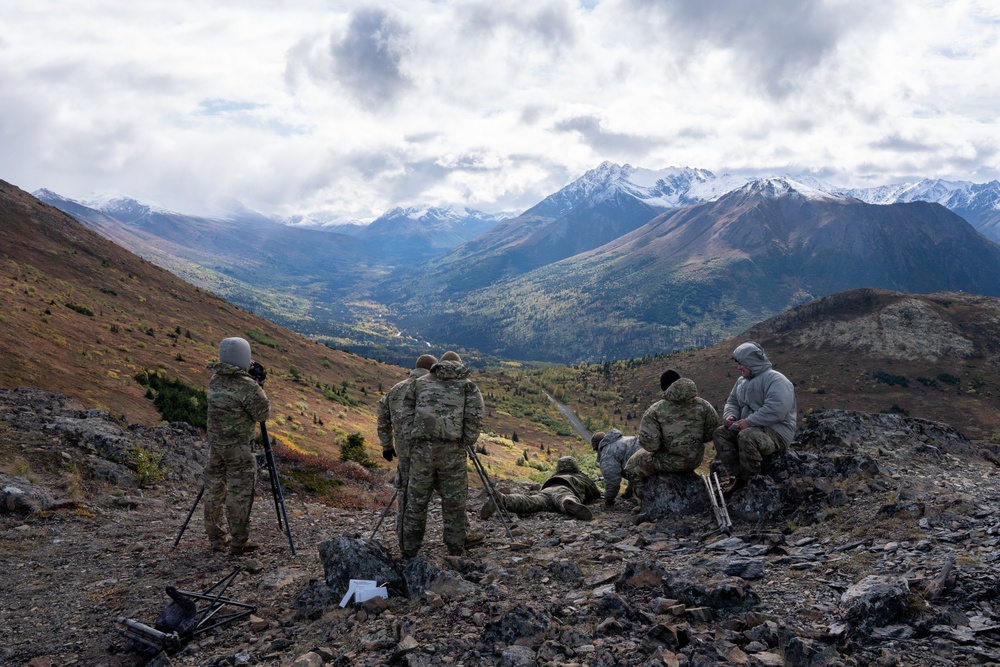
{"left": 665, "top": 377, "right": 699, "bottom": 403}
{"left": 733, "top": 341, "right": 773, "bottom": 377}
{"left": 430, "top": 359, "right": 469, "bottom": 381}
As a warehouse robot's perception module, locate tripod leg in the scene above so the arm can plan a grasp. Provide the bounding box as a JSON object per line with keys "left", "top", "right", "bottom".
{"left": 260, "top": 423, "right": 296, "bottom": 555}
{"left": 173, "top": 485, "right": 205, "bottom": 547}
{"left": 467, "top": 446, "right": 514, "bottom": 541}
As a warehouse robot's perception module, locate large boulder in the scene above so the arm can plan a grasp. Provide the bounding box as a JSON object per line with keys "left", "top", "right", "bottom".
{"left": 638, "top": 472, "right": 710, "bottom": 522}
{"left": 318, "top": 537, "right": 405, "bottom": 598}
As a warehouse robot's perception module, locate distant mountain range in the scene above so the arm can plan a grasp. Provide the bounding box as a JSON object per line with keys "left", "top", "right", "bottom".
{"left": 32, "top": 163, "right": 1000, "bottom": 363}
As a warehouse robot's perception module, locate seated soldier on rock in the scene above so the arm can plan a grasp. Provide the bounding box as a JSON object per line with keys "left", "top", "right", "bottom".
{"left": 481, "top": 456, "right": 600, "bottom": 521}
{"left": 593, "top": 429, "right": 641, "bottom": 505}
{"left": 713, "top": 342, "right": 796, "bottom": 497}
{"left": 623, "top": 370, "right": 719, "bottom": 500}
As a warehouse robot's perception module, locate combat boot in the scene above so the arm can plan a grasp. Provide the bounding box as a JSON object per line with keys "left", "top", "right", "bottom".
{"left": 562, "top": 498, "right": 593, "bottom": 521}
{"left": 230, "top": 540, "right": 260, "bottom": 556}
{"left": 480, "top": 493, "right": 505, "bottom": 520}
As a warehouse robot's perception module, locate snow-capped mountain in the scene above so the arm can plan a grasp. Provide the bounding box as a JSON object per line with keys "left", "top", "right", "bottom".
{"left": 525, "top": 162, "right": 742, "bottom": 218}
{"left": 838, "top": 179, "right": 1000, "bottom": 238}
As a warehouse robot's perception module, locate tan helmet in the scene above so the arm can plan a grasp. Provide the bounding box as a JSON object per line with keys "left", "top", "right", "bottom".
{"left": 440, "top": 351, "right": 462, "bottom": 362}
{"left": 555, "top": 456, "right": 580, "bottom": 474}
{"left": 415, "top": 354, "right": 437, "bottom": 370}
{"left": 591, "top": 432, "right": 606, "bottom": 451}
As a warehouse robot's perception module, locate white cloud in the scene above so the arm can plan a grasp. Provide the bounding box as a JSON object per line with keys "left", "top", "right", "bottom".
{"left": 0, "top": 0, "right": 997, "bottom": 220}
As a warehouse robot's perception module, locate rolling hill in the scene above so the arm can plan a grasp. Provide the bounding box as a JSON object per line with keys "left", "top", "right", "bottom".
{"left": 532, "top": 287, "right": 1000, "bottom": 443}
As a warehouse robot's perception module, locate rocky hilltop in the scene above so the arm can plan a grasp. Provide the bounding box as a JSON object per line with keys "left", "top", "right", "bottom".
{"left": 3, "top": 387, "right": 1000, "bottom": 667}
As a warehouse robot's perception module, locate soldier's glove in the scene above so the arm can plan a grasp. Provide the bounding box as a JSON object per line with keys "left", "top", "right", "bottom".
{"left": 605, "top": 498, "right": 615, "bottom": 507}
{"left": 248, "top": 360, "right": 267, "bottom": 386}
{"left": 383, "top": 447, "right": 395, "bottom": 462}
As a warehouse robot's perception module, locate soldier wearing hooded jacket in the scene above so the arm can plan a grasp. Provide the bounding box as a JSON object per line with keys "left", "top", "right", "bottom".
{"left": 203, "top": 337, "right": 270, "bottom": 555}
{"left": 623, "top": 371, "right": 718, "bottom": 499}
{"left": 481, "top": 456, "right": 600, "bottom": 521}
{"left": 713, "top": 342, "right": 797, "bottom": 490}
{"left": 399, "top": 352, "right": 484, "bottom": 557}
{"left": 377, "top": 354, "right": 437, "bottom": 551}
{"left": 594, "top": 429, "right": 642, "bottom": 505}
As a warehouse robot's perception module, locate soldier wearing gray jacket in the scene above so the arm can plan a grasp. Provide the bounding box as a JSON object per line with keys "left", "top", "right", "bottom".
{"left": 713, "top": 342, "right": 797, "bottom": 491}
{"left": 204, "top": 337, "right": 270, "bottom": 555}
{"left": 594, "top": 429, "right": 642, "bottom": 505}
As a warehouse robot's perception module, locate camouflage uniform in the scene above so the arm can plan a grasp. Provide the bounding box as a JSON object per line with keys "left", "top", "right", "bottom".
{"left": 596, "top": 429, "right": 642, "bottom": 503}
{"left": 713, "top": 342, "right": 796, "bottom": 481}
{"left": 493, "top": 457, "right": 600, "bottom": 518}
{"left": 400, "top": 360, "right": 484, "bottom": 556}
{"left": 624, "top": 377, "right": 718, "bottom": 498}
{"left": 203, "top": 361, "right": 270, "bottom": 549}
{"left": 376, "top": 367, "right": 430, "bottom": 551}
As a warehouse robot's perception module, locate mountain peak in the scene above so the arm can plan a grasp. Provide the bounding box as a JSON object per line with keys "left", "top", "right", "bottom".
{"left": 736, "top": 177, "right": 847, "bottom": 203}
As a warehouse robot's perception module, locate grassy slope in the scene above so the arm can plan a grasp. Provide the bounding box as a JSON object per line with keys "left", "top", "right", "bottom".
{"left": 0, "top": 182, "right": 589, "bottom": 500}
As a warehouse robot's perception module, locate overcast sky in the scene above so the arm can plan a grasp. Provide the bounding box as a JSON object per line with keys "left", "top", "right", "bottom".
{"left": 2, "top": 0, "right": 998, "bottom": 221}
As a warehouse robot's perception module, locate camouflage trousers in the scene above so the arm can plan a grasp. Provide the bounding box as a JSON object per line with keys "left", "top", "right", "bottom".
{"left": 501, "top": 484, "right": 576, "bottom": 515}
{"left": 401, "top": 440, "right": 468, "bottom": 555}
{"left": 394, "top": 454, "right": 412, "bottom": 553}
{"left": 712, "top": 425, "right": 786, "bottom": 480}
{"left": 622, "top": 445, "right": 704, "bottom": 499}
{"left": 203, "top": 441, "right": 257, "bottom": 545}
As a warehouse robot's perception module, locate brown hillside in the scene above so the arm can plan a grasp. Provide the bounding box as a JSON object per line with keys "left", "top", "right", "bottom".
{"left": 554, "top": 288, "right": 1000, "bottom": 443}
{"left": 0, "top": 179, "right": 407, "bottom": 460}
{"left": 0, "top": 181, "right": 585, "bottom": 490}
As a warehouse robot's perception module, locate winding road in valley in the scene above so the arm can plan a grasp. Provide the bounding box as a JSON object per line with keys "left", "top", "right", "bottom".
{"left": 545, "top": 392, "right": 591, "bottom": 442}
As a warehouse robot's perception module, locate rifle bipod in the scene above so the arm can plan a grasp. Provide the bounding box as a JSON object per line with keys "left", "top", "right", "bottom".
{"left": 173, "top": 422, "right": 295, "bottom": 554}
{"left": 702, "top": 471, "right": 733, "bottom": 533}
{"left": 467, "top": 443, "right": 514, "bottom": 541}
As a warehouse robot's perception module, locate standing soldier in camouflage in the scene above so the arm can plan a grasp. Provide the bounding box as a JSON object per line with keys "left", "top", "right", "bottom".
{"left": 376, "top": 354, "right": 436, "bottom": 552}
{"left": 481, "top": 456, "right": 600, "bottom": 521}
{"left": 204, "top": 337, "right": 271, "bottom": 555}
{"left": 400, "top": 351, "right": 484, "bottom": 557}
{"left": 623, "top": 370, "right": 718, "bottom": 499}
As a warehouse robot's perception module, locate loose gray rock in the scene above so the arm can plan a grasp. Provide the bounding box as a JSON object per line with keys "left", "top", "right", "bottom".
{"left": 840, "top": 574, "right": 910, "bottom": 635}
{"left": 663, "top": 567, "right": 760, "bottom": 612}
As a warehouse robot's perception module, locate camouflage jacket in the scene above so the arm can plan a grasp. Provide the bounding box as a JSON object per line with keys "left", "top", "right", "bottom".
{"left": 596, "top": 429, "right": 642, "bottom": 502}
{"left": 638, "top": 377, "right": 718, "bottom": 470}
{"left": 376, "top": 368, "right": 429, "bottom": 455}
{"left": 206, "top": 361, "right": 270, "bottom": 449}
{"left": 403, "top": 360, "right": 484, "bottom": 446}
{"left": 542, "top": 471, "right": 601, "bottom": 503}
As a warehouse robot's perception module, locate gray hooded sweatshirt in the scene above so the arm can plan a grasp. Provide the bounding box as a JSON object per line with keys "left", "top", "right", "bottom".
{"left": 724, "top": 342, "right": 797, "bottom": 446}
{"left": 596, "top": 429, "right": 642, "bottom": 502}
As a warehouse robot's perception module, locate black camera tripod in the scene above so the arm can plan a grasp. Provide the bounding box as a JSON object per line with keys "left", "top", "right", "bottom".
{"left": 174, "top": 421, "right": 295, "bottom": 554}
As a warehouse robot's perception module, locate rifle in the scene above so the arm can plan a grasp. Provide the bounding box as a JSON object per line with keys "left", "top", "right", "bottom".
{"left": 173, "top": 422, "right": 295, "bottom": 554}
{"left": 702, "top": 472, "right": 732, "bottom": 532}
{"left": 467, "top": 442, "right": 514, "bottom": 541}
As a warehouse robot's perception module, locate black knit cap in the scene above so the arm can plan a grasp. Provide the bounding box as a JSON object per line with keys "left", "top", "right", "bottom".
{"left": 660, "top": 370, "right": 681, "bottom": 391}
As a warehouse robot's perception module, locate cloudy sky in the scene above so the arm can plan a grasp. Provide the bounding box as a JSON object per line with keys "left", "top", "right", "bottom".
{"left": 2, "top": 0, "right": 998, "bottom": 221}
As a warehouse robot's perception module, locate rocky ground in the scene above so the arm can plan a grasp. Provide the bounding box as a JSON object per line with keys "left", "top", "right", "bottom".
{"left": 2, "top": 387, "right": 1000, "bottom": 667}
